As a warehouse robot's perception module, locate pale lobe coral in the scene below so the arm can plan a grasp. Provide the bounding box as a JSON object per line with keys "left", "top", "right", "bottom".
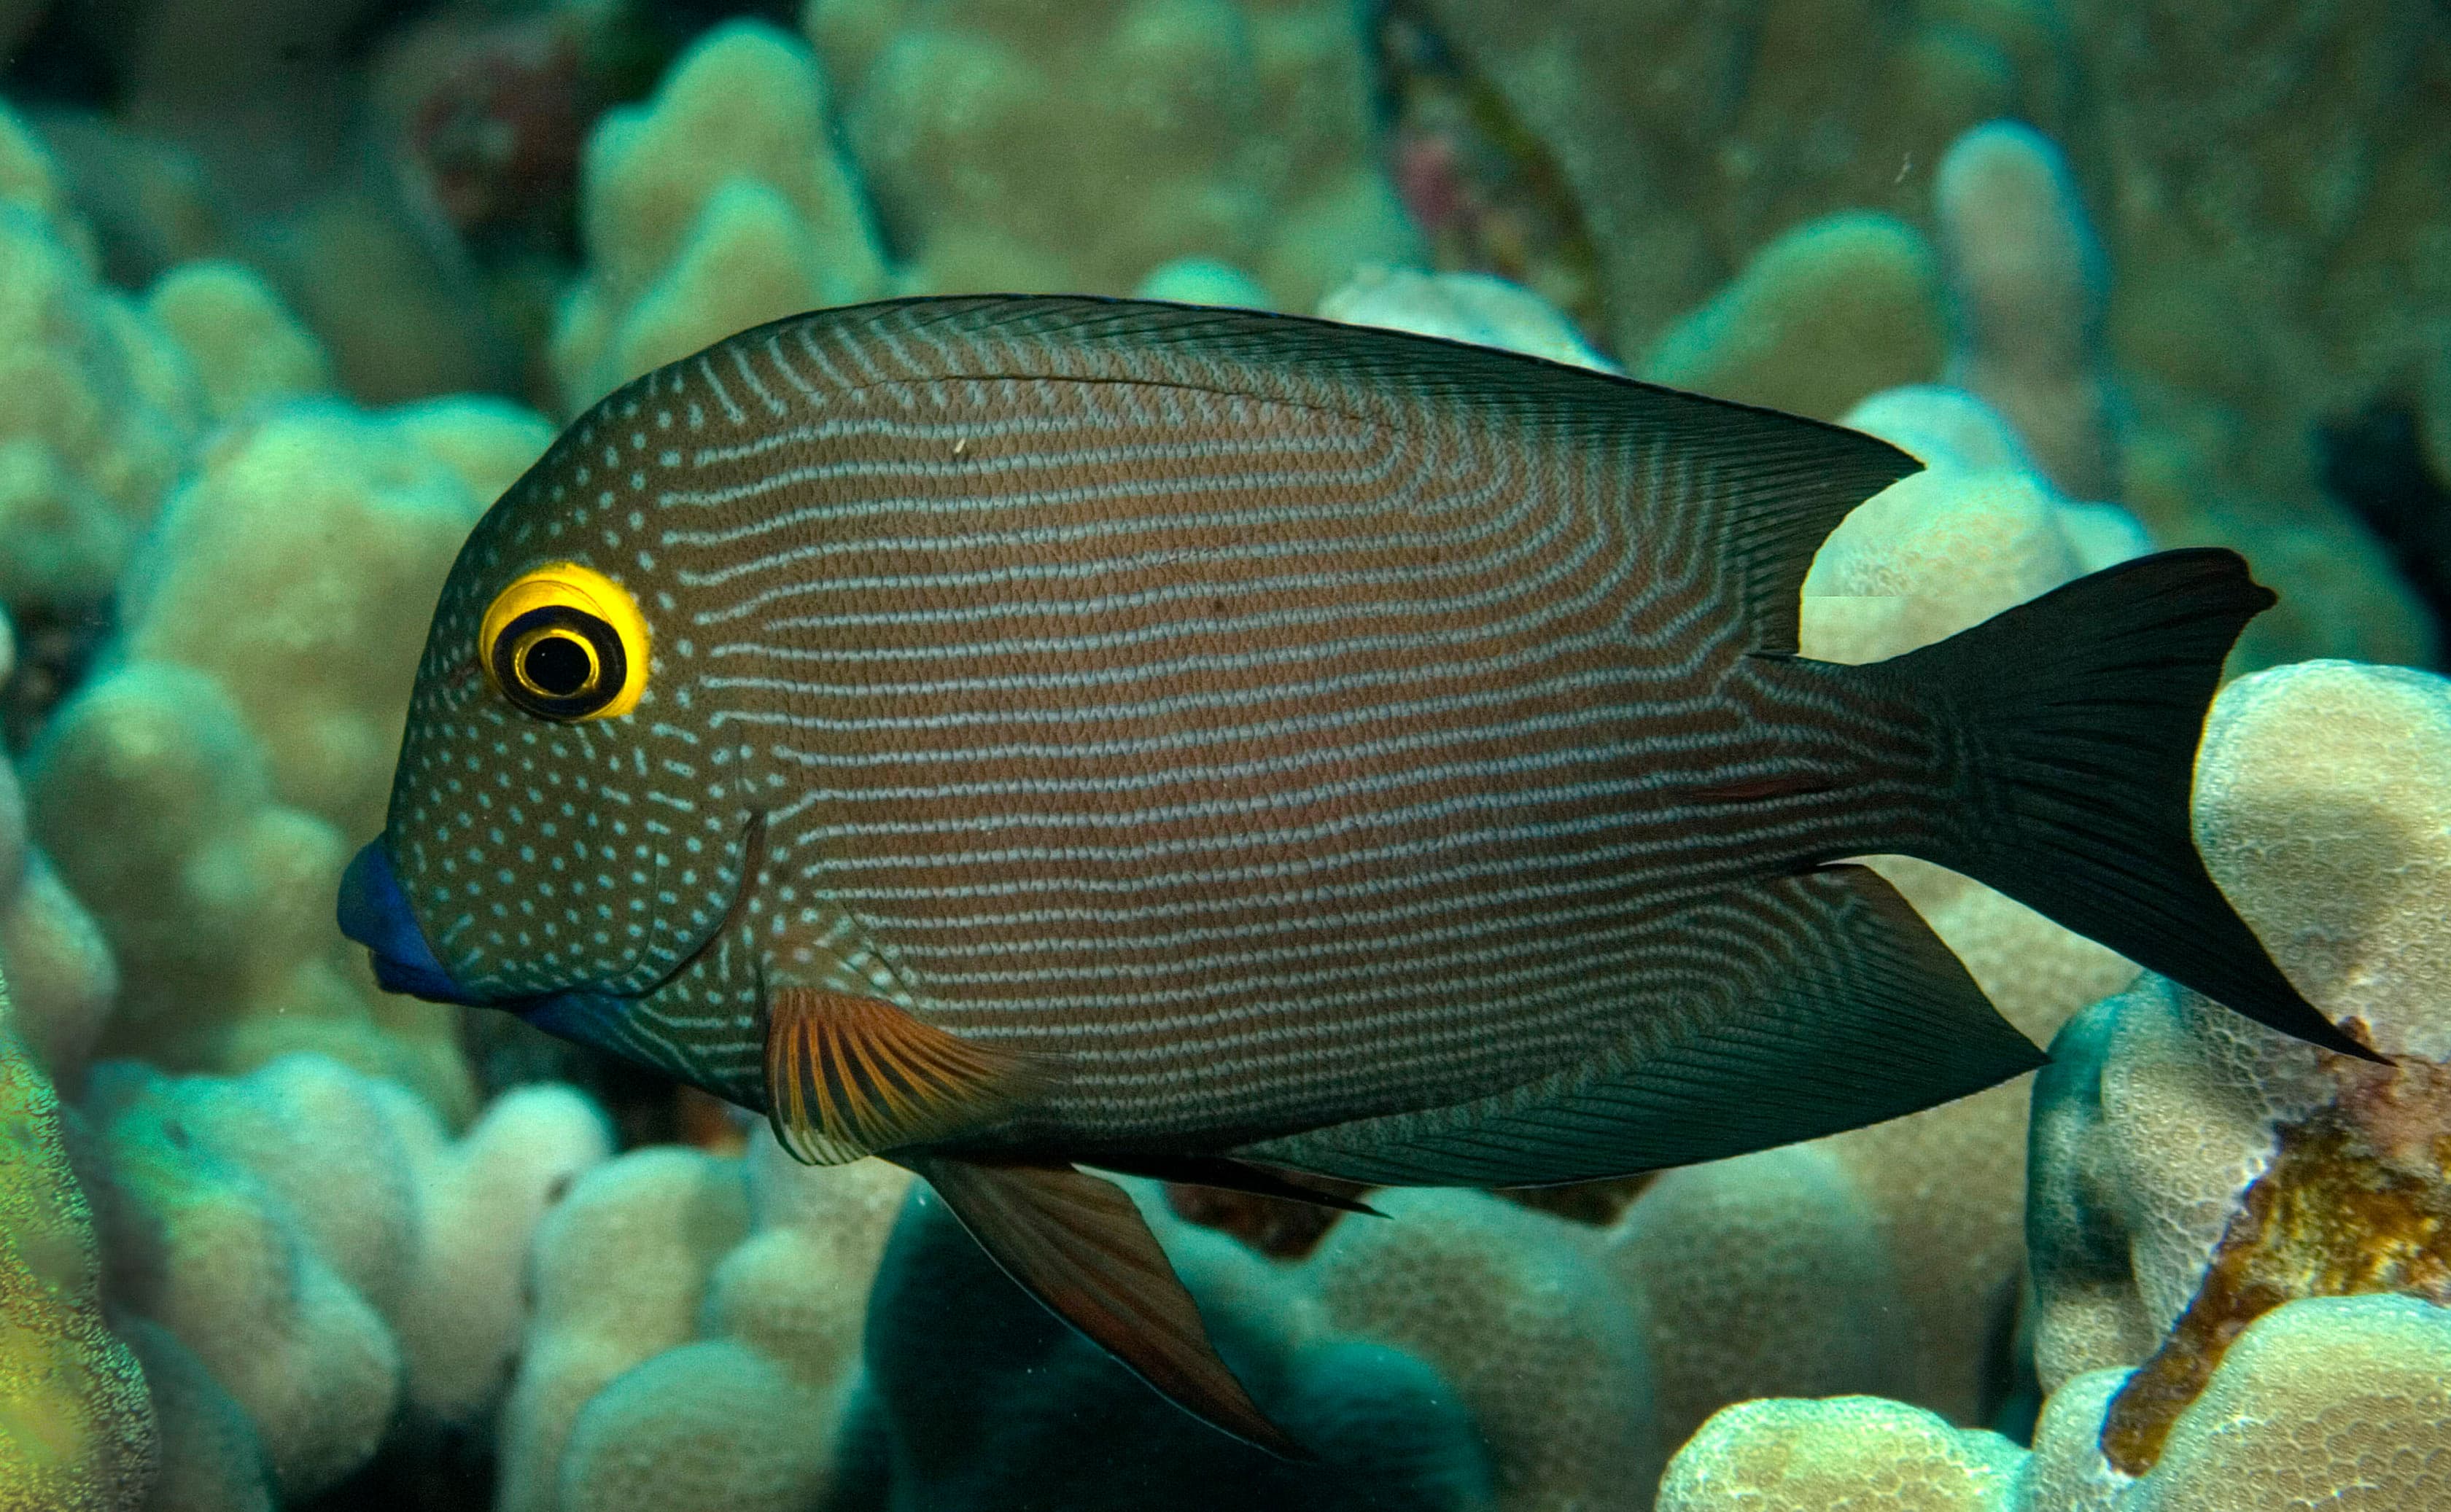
{"left": 2191, "top": 660, "right": 2451, "bottom": 1063}
{"left": 1652, "top": 1396, "right": 2024, "bottom": 1512}
{"left": 143, "top": 260, "right": 335, "bottom": 422}
{"left": 2126, "top": 1294, "right": 2451, "bottom": 1512}
{"left": 812, "top": 0, "right": 1421, "bottom": 312}
{"left": 88, "top": 1057, "right": 607, "bottom": 1502}
{"left": 27, "top": 397, "right": 552, "bottom": 1117}
{"left": 514, "top": 1147, "right": 914, "bottom": 1512}
{"left": 1934, "top": 121, "right": 2114, "bottom": 500}
{"left": 0, "top": 725, "right": 114, "bottom": 1088}
{"left": 1603, "top": 1143, "right": 1909, "bottom": 1454}
{"left": 553, "top": 20, "right": 889, "bottom": 413}
{"left": 493, "top": 1147, "right": 752, "bottom": 1512}
{"left": 1642, "top": 211, "right": 1946, "bottom": 423}
{"left": 1318, "top": 267, "right": 1619, "bottom": 372}
{"left": 0, "top": 117, "right": 203, "bottom": 615}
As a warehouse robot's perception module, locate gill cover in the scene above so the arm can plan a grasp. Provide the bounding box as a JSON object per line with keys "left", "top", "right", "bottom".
{"left": 478, "top": 561, "right": 650, "bottom": 720}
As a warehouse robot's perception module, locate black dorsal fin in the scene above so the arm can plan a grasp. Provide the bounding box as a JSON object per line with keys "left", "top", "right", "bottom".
{"left": 1239, "top": 865, "right": 2045, "bottom": 1188}
{"left": 728, "top": 295, "right": 1923, "bottom": 655}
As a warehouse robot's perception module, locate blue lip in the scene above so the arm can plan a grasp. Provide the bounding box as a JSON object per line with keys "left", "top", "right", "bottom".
{"left": 338, "top": 840, "right": 474, "bottom": 1005}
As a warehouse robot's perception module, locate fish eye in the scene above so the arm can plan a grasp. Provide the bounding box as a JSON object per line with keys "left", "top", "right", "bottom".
{"left": 478, "top": 562, "right": 650, "bottom": 721}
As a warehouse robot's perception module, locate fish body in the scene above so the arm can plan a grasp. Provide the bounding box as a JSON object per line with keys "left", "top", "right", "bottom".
{"left": 341, "top": 297, "right": 2366, "bottom": 1452}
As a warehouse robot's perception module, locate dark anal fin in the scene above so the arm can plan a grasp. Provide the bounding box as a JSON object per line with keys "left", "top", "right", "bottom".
{"left": 764, "top": 988, "right": 1048, "bottom": 1164}
{"left": 1243, "top": 865, "right": 2047, "bottom": 1188}
{"left": 1865, "top": 547, "right": 2382, "bottom": 1062}
{"left": 1091, "top": 1153, "right": 1383, "bottom": 1216}
{"left": 912, "top": 1156, "right": 1309, "bottom": 1459}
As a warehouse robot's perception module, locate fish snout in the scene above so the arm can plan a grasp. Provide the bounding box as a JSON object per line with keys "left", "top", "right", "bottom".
{"left": 338, "top": 840, "right": 475, "bottom": 1005}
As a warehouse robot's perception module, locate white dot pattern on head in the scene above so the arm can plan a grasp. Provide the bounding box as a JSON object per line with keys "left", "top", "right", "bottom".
{"left": 386, "top": 362, "right": 758, "bottom": 1032}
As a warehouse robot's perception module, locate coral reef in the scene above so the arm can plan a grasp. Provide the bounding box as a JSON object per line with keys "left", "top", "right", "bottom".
{"left": 0, "top": 968, "right": 155, "bottom": 1512}
{"left": 1605, "top": 1145, "right": 1911, "bottom": 1455}
{"left": 1316, "top": 265, "right": 1616, "bottom": 370}
{"left": 87, "top": 1054, "right": 607, "bottom": 1503}
{"left": 1641, "top": 211, "right": 1944, "bottom": 423}
{"left": 0, "top": 6, "right": 2442, "bottom": 1507}
{"left": 26, "top": 0, "right": 534, "bottom": 402}
{"left": 804, "top": 0, "right": 1424, "bottom": 311}
{"left": 1932, "top": 120, "right": 2113, "bottom": 501}
{"left": 26, "top": 397, "right": 553, "bottom": 1118}
{"left": 1655, "top": 1396, "right": 2023, "bottom": 1512}
{"left": 551, "top": 20, "right": 889, "bottom": 414}
{"left": 142, "top": 261, "right": 335, "bottom": 424}
{"left": 2029, "top": 659, "right": 2451, "bottom": 1451}
{"left": 1791, "top": 383, "right": 2148, "bottom": 1426}
{"left": 1693, "top": 655, "right": 2451, "bottom": 1510}
{"left": 497, "top": 1141, "right": 904, "bottom": 1512}
{"left": 1404, "top": 0, "right": 2059, "bottom": 361}
{"left": 1407, "top": 4, "right": 2442, "bottom": 670}
{"left": 850, "top": 1180, "right": 1618, "bottom": 1511}
{"left": 0, "top": 642, "right": 115, "bottom": 1088}
{"left": 1654, "top": 1294, "right": 2451, "bottom": 1512}
{"left": 0, "top": 109, "right": 201, "bottom": 618}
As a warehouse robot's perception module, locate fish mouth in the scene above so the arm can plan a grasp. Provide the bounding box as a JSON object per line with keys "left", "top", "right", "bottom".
{"left": 338, "top": 812, "right": 768, "bottom": 1010}
{"left": 336, "top": 840, "right": 471, "bottom": 1002}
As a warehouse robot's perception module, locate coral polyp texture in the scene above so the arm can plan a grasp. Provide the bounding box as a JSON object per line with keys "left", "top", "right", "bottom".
{"left": 2029, "top": 660, "right": 2451, "bottom": 1454}
{"left": 0, "top": 970, "right": 155, "bottom": 1512}
{"left": 1658, "top": 1295, "right": 2451, "bottom": 1512}
{"left": 1660, "top": 655, "right": 2451, "bottom": 1510}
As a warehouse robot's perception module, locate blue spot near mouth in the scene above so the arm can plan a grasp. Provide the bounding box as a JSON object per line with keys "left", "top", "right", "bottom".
{"left": 338, "top": 840, "right": 475, "bottom": 1005}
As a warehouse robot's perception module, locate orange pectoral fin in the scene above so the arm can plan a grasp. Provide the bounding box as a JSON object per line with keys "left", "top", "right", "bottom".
{"left": 763, "top": 987, "right": 1046, "bottom": 1165}
{"left": 914, "top": 1156, "right": 1310, "bottom": 1460}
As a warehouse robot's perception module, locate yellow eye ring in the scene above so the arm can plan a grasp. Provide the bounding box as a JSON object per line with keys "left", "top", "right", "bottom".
{"left": 478, "top": 562, "right": 649, "bottom": 720}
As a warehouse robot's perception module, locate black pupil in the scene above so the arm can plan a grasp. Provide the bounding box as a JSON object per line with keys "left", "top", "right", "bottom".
{"left": 523, "top": 634, "right": 593, "bottom": 695}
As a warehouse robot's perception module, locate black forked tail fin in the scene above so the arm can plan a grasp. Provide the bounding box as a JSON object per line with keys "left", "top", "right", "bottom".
{"left": 1874, "top": 547, "right": 2380, "bottom": 1061}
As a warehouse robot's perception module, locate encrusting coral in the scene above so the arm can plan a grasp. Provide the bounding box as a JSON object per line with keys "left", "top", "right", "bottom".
{"left": 26, "top": 397, "right": 554, "bottom": 1119}
{"left": 0, "top": 967, "right": 155, "bottom": 1512}
{"left": 0, "top": 642, "right": 116, "bottom": 1090}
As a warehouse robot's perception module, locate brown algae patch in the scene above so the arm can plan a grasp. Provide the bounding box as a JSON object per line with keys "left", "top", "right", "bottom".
{"left": 2102, "top": 1049, "right": 2451, "bottom": 1474}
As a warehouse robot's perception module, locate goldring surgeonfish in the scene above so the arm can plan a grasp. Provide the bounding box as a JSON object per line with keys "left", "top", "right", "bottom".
{"left": 339, "top": 296, "right": 2372, "bottom": 1454}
